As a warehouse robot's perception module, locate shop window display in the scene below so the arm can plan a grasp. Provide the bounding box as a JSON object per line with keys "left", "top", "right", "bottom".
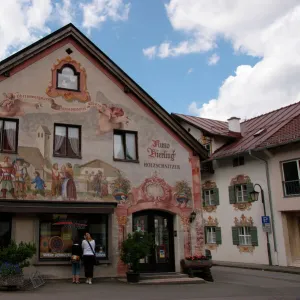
{"left": 39, "top": 214, "right": 108, "bottom": 260}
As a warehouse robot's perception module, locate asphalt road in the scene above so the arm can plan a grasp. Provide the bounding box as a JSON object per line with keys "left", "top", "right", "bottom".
{"left": 1, "top": 266, "right": 300, "bottom": 300}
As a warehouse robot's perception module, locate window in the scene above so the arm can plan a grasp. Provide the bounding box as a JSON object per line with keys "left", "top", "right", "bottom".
{"left": 0, "top": 215, "right": 11, "bottom": 249}
{"left": 57, "top": 65, "right": 79, "bottom": 91}
{"left": 233, "top": 156, "right": 244, "bottom": 167}
{"left": 204, "top": 143, "right": 211, "bottom": 154}
{"left": 232, "top": 226, "right": 258, "bottom": 246}
{"left": 228, "top": 183, "right": 253, "bottom": 204}
{"left": 53, "top": 124, "right": 81, "bottom": 158}
{"left": 238, "top": 226, "right": 251, "bottom": 245}
{"left": 0, "top": 119, "right": 18, "bottom": 153}
{"left": 203, "top": 189, "right": 219, "bottom": 206}
{"left": 236, "top": 184, "right": 247, "bottom": 203}
{"left": 39, "top": 214, "right": 108, "bottom": 261}
{"left": 205, "top": 226, "right": 222, "bottom": 245}
{"left": 282, "top": 160, "right": 300, "bottom": 196}
{"left": 113, "top": 130, "right": 138, "bottom": 162}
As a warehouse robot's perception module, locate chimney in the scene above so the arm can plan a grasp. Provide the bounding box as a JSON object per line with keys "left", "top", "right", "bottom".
{"left": 227, "top": 117, "right": 241, "bottom": 133}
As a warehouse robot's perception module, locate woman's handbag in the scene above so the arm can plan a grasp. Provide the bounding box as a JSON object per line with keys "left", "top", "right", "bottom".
{"left": 87, "top": 240, "right": 100, "bottom": 266}
{"left": 71, "top": 255, "right": 80, "bottom": 263}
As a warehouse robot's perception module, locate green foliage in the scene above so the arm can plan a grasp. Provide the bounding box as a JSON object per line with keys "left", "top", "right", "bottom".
{"left": 0, "top": 241, "right": 36, "bottom": 269}
{"left": 120, "top": 231, "right": 154, "bottom": 273}
{"left": 0, "top": 263, "right": 22, "bottom": 277}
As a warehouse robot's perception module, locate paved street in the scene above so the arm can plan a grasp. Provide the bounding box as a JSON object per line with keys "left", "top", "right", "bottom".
{"left": 1, "top": 266, "right": 300, "bottom": 300}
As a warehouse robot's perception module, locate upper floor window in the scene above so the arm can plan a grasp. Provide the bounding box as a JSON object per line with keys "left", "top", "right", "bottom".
{"left": 53, "top": 124, "right": 81, "bottom": 158}
{"left": 203, "top": 188, "right": 219, "bottom": 206}
{"left": 57, "top": 65, "right": 80, "bottom": 91}
{"left": 0, "top": 119, "right": 18, "bottom": 153}
{"left": 228, "top": 182, "right": 253, "bottom": 204}
{"left": 113, "top": 130, "right": 138, "bottom": 162}
{"left": 282, "top": 160, "right": 300, "bottom": 196}
{"left": 233, "top": 156, "right": 244, "bottom": 167}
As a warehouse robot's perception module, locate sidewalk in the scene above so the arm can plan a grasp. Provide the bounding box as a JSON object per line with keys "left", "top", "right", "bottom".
{"left": 213, "top": 260, "right": 300, "bottom": 275}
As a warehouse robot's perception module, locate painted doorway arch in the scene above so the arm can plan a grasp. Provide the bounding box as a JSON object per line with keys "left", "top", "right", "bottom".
{"left": 132, "top": 210, "right": 175, "bottom": 273}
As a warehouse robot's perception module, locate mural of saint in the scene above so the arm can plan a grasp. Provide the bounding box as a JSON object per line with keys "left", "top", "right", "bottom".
{"left": 101, "top": 176, "right": 109, "bottom": 197}
{"left": 93, "top": 170, "right": 102, "bottom": 197}
{"left": 61, "top": 163, "right": 77, "bottom": 200}
{"left": 13, "top": 158, "right": 26, "bottom": 198}
{"left": 43, "top": 163, "right": 62, "bottom": 198}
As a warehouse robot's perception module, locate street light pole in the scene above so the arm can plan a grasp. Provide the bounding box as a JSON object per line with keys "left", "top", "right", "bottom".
{"left": 253, "top": 183, "right": 272, "bottom": 266}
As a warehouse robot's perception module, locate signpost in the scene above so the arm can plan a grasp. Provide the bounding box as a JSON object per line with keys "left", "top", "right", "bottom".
{"left": 262, "top": 216, "right": 272, "bottom": 233}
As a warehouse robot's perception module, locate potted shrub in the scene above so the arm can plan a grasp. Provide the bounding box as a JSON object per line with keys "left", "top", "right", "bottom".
{"left": 120, "top": 231, "right": 154, "bottom": 283}
{"left": 0, "top": 241, "right": 36, "bottom": 288}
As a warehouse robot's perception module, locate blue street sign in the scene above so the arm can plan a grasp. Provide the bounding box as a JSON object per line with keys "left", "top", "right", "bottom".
{"left": 262, "top": 216, "right": 270, "bottom": 225}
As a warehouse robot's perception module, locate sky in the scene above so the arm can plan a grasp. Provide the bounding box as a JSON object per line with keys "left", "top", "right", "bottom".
{"left": 1, "top": 0, "right": 300, "bottom": 121}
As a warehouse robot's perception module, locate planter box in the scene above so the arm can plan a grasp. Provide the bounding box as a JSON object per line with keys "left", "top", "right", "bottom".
{"left": 0, "top": 275, "right": 24, "bottom": 287}
{"left": 181, "top": 259, "right": 212, "bottom": 272}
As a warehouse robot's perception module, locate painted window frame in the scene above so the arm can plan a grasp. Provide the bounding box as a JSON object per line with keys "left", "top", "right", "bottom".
{"left": 204, "top": 189, "right": 215, "bottom": 206}
{"left": 206, "top": 226, "right": 216, "bottom": 244}
{"left": 113, "top": 129, "right": 139, "bottom": 163}
{"left": 53, "top": 123, "right": 82, "bottom": 159}
{"left": 56, "top": 64, "right": 80, "bottom": 92}
{"left": 0, "top": 118, "right": 19, "bottom": 154}
{"left": 238, "top": 226, "right": 252, "bottom": 246}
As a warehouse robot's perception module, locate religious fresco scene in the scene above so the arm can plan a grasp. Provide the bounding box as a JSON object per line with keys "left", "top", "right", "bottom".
{"left": 0, "top": 56, "right": 194, "bottom": 206}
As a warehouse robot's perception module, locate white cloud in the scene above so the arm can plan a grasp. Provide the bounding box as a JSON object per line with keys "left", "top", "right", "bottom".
{"left": 143, "top": 46, "right": 157, "bottom": 59}
{"left": 187, "top": 68, "right": 193, "bottom": 74}
{"left": 81, "top": 0, "right": 131, "bottom": 34}
{"left": 159, "top": 0, "right": 300, "bottom": 120}
{"left": 55, "top": 0, "right": 76, "bottom": 25}
{"left": 208, "top": 53, "right": 219, "bottom": 66}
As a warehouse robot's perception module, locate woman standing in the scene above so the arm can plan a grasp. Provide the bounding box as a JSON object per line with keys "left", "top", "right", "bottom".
{"left": 61, "top": 163, "right": 77, "bottom": 200}
{"left": 82, "top": 233, "right": 96, "bottom": 284}
{"left": 71, "top": 238, "right": 82, "bottom": 284}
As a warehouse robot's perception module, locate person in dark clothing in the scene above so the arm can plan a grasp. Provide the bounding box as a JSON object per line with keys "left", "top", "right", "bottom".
{"left": 71, "top": 238, "right": 82, "bottom": 284}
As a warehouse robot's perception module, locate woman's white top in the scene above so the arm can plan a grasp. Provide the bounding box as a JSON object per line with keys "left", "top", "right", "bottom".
{"left": 82, "top": 239, "right": 96, "bottom": 256}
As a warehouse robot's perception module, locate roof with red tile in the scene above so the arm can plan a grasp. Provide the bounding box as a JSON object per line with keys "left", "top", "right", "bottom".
{"left": 173, "top": 101, "right": 300, "bottom": 159}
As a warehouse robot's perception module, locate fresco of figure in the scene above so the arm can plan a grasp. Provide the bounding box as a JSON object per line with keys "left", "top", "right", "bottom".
{"left": 0, "top": 156, "right": 16, "bottom": 199}
{"left": 101, "top": 176, "right": 109, "bottom": 197}
{"left": 31, "top": 171, "right": 46, "bottom": 197}
{"left": 23, "top": 162, "right": 31, "bottom": 193}
{"left": 61, "top": 163, "right": 77, "bottom": 201}
{"left": 93, "top": 170, "right": 102, "bottom": 197}
{"left": 97, "top": 104, "right": 129, "bottom": 134}
{"left": 0, "top": 93, "right": 41, "bottom": 117}
{"left": 43, "top": 163, "right": 61, "bottom": 198}
{"left": 13, "top": 159, "right": 26, "bottom": 199}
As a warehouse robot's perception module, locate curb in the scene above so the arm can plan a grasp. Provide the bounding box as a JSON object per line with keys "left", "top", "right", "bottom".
{"left": 212, "top": 263, "right": 300, "bottom": 275}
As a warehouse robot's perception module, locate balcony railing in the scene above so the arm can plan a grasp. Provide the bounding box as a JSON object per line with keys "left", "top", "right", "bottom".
{"left": 283, "top": 180, "right": 300, "bottom": 196}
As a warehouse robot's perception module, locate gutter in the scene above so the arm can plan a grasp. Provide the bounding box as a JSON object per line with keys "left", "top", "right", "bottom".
{"left": 248, "top": 150, "right": 278, "bottom": 264}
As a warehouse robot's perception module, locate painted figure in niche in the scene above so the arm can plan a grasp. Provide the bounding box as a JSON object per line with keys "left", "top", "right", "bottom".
{"left": 31, "top": 171, "right": 46, "bottom": 197}
{"left": 93, "top": 170, "right": 102, "bottom": 197}
{"left": 61, "top": 163, "right": 77, "bottom": 200}
{"left": 101, "top": 176, "right": 109, "bottom": 197}
{"left": 13, "top": 159, "right": 26, "bottom": 199}
{"left": 0, "top": 156, "right": 16, "bottom": 199}
{"left": 43, "top": 163, "right": 61, "bottom": 198}
{"left": 0, "top": 93, "right": 41, "bottom": 117}
{"left": 97, "top": 104, "right": 129, "bottom": 135}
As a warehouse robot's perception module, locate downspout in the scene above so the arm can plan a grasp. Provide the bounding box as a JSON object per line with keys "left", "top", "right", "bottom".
{"left": 249, "top": 150, "right": 278, "bottom": 264}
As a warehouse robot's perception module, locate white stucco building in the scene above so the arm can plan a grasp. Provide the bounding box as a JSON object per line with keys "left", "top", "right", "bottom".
{"left": 173, "top": 103, "right": 300, "bottom": 267}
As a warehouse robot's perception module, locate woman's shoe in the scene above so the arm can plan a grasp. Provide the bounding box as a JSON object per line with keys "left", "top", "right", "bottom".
{"left": 76, "top": 282, "right": 80, "bottom": 284}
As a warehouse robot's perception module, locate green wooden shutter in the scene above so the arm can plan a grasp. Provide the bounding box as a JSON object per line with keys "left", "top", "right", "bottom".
{"left": 250, "top": 227, "right": 258, "bottom": 246}
{"left": 228, "top": 185, "right": 236, "bottom": 204}
{"left": 232, "top": 227, "right": 239, "bottom": 245}
{"left": 204, "top": 226, "right": 207, "bottom": 244}
{"left": 202, "top": 189, "right": 206, "bottom": 207}
{"left": 213, "top": 188, "right": 219, "bottom": 206}
{"left": 215, "top": 227, "right": 222, "bottom": 244}
{"left": 246, "top": 182, "right": 254, "bottom": 202}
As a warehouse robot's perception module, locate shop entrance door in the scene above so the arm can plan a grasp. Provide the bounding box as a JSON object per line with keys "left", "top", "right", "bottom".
{"left": 133, "top": 210, "right": 175, "bottom": 273}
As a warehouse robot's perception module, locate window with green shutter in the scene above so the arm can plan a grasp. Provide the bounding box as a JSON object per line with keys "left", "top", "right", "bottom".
{"left": 232, "top": 227, "right": 239, "bottom": 245}
{"left": 213, "top": 188, "right": 219, "bottom": 205}
{"left": 246, "top": 182, "right": 254, "bottom": 202}
{"left": 215, "top": 227, "right": 222, "bottom": 245}
{"left": 205, "top": 226, "right": 216, "bottom": 244}
{"left": 203, "top": 189, "right": 219, "bottom": 206}
{"left": 229, "top": 185, "right": 236, "bottom": 204}
{"left": 250, "top": 226, "right": 258, "bottom": 246}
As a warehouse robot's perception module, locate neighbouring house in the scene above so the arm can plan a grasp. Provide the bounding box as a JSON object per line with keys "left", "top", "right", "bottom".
{"left": 0, "top": 24, "right": 208, "bottom": 279}
{"left": 173, "top": 103, "right": 300, "bottom": 267}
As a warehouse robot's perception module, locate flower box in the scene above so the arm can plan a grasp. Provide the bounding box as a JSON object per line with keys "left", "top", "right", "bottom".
{"left": 181, "top": 255, "right": 212, "bottom": 274}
